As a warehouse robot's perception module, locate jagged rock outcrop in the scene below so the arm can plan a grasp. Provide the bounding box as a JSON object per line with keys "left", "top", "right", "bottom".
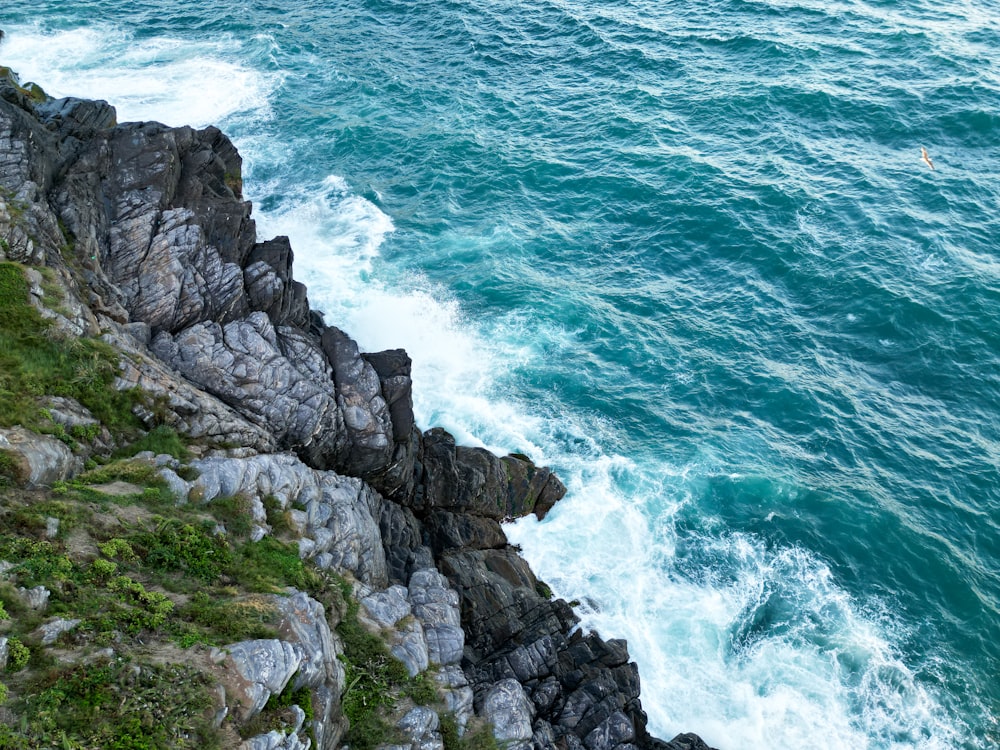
{"left": 0, "top": 69, "right": 718, "bottom": 750}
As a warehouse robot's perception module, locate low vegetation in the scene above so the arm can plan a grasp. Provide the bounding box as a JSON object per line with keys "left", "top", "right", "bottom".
{"left": 0, "top": 258, "right": 470, "bottom": 748}
{"left": 0, "top": 261, "right": 141, "bottom": 436}
{"left": 0, "top": 449, "right": 321, "bottom": 746}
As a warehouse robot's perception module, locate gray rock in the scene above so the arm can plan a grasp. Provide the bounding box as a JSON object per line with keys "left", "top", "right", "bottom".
{"left": 18, "top": 585, "right": 50, "bottom": 610}
{"left": 272, "top": 589, "right": 343, "bottom": 692}
{"left": 435, "top": 666, "right": 474, "bottom": 731}
{"left": 398, "top": 706, "right": 439, "bottom": 738}
{"left": 389, "top": 617, "right": 430, "bottom": 678}
{"left": 242, "top": 703, "right": 310, "bottom": 750}
{"left": 221, "top": 639, "right": 302, "bottom": 718}
{"left": 158, "top": 467, "right": 191, "bottom": 502}
{"left": 35, "top": 617, "right": 81, "bottom": 645}
{"left": 43, "top": 396, "right": 99, "bottom": 431}
{"left": 0, "top": 637, "right": 7, "bottom": 670}
{"left": 408, "top": 569, "right": 463, "bottom": 667}
{"left": 240, "top": 726, "right": 309, "bottom": 750}
{"left": 151, "top": 314, "right": 346, "bottom": 465}
{"left": 396, "top": 707, "right": 443, "bottom": 750}
{"left": 0, "top": 427, "right": 78, "bottom": 487}
{"left": 189, "top": 452, "right": 389, "bottom": 586}
{"left": 359, "top": 586, "right": 429, "bottom": 677}
{"left": 269, "top": 589, "right": 346, "bottom": 750}
{"left": 360, "top": 585, "right": 411, "bottom": 629}
{"left": 106, "top": 322, "right": 279, "bottom": 450}
{"left": 482, "top": 679, "right": 534, "bottom": 748}
{"left": 319, "top": 327, "right": 393, "bottom": 475}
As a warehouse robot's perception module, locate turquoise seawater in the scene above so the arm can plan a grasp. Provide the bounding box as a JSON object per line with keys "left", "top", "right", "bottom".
{"left": 2, "top": 1, "right": 999, "bottom": 747}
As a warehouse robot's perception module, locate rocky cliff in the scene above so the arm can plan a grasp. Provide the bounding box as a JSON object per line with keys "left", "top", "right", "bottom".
{"left": 0, "top": 65, "right": 715, "bottom": 750}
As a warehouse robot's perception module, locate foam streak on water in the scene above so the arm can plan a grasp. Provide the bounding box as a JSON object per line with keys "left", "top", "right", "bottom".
{"left": 3, "top": 1, "right": 999, "bottom": 747}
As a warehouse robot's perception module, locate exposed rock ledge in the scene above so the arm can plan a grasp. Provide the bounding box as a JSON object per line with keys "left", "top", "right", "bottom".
{"left": 0, "top": 66, "right": 716, "bottom": 750}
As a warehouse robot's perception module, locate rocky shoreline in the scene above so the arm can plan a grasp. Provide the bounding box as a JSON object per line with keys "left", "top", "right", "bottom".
{"left": 0, "top": 65, "right": 715, "bottom": 750}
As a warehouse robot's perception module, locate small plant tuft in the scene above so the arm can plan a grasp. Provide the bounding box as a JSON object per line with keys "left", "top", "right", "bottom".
{"left": 114, "top": 425, "right": 190, "bottom": 461}
{"left": 6, "top": 637, "right": 30, "bottom": 672}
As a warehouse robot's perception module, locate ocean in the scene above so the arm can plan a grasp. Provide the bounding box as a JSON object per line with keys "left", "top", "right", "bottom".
{"left": 2, "top": 1, "right": 998, "bottom": 747}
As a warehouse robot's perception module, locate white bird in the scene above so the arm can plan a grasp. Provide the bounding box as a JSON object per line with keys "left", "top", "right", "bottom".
{"left": 921, "top": 146, "right": 935, "bottom": 170}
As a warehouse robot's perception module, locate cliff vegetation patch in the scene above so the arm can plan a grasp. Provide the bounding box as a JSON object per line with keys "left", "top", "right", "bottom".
{"left": 0, "top": 262, "right": 139, "bottom": 436}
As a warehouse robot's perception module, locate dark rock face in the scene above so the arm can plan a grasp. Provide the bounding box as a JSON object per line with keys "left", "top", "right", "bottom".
{"left": 0, "top": 80, "right": 404, "bottom": 496}
{"left": 0, "top": 81, "right": 717, "bottom": 750}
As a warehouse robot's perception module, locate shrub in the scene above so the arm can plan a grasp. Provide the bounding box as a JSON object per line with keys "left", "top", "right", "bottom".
{"left": 0, "top": 537, "right": 76, "bottom": 587}
{"left": 88, "top": 558, "right": 118, "bottom": 582}
{"left": 134, "top": 518, "right": 232, "bottom": 584}
{"left": 98, "top": 538, "right": 138, "bottom": 562}
{"left": 104, "top": 576, "right": 173, "bottom": 632}
{"left": 17, "top": 659, "right": 220, "bottom": 748}
{"left": 6, "top": 637, "right": 29, "bottom": 671}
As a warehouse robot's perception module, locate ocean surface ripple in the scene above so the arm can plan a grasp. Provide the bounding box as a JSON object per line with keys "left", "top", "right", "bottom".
{"left": 3, "top": 0, "right": 999, "bottom": 747}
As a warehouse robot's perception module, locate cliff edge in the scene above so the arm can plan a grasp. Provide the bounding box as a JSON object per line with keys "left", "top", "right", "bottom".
{"left": 0, "top": 66, "right": 716, "bottom": 750}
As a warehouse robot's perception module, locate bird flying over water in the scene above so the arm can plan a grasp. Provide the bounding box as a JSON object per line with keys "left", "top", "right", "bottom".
{"left": 921, "top": 147, "right": 935, "bottom": 170}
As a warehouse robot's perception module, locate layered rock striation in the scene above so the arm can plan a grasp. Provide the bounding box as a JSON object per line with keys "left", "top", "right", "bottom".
{"left": 0, "top": 67, "right": 715, "bottom": 750}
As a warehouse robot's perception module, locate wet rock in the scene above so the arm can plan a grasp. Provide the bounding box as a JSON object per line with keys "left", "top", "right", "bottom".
{"left": 660, "top": 734, "right": 719, "bottom": 750}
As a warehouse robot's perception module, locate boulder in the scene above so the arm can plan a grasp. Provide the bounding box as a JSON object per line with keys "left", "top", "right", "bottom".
{"left": 0, "top": 427, "right": 78, "bottom": 487}
{"left": 481, "top": 679, "right": 535, "bottom": 749}
{"left": 219, "top": 639, "right": 302, "bottom": 719}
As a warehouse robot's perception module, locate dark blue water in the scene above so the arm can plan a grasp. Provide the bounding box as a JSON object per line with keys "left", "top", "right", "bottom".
{"left": 3, "top": 1, "right": 999, "bottom": 746}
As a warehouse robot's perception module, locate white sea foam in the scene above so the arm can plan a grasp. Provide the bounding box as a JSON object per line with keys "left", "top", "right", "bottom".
{"left": 2, "top": 22, "right": 970, "bottom": 750}
{"left": 0, "top": 24, "right": 277, "bottom": 128}
{"left": 250, "top": 175, "right": 526, "bottom": 451}
{"left": 508, "top": 481, "right": 966, "bottom": 749}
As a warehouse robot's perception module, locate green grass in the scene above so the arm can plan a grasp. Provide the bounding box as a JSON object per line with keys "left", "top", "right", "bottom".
{"left": 132, "top": 518, "right": 233, "bottom": 584}
{"left": 0, "top": 262, "right": 141, "bottom": 436}
{"left": 440, "top": 715, "right": 500, "bottom": 750}
{"left": 8, "top": 658, "right": 222, "bottom": 749}
{"left": 172, "top": 592, "right": 278, "bottom": 647}
{"left": 0, "top": 449, "right": 27, "bottom": 487}
{"left": 208, "top": 494, "right": 255, "bottom": 539}
{"left": 331, "top": 575, "right": 440, "bottom": 750}
{"left": 231, "top": 536, "right": 319, "bottom": 593}
{"left": 113, "top": 426, "right": 190, "bottom": 461}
